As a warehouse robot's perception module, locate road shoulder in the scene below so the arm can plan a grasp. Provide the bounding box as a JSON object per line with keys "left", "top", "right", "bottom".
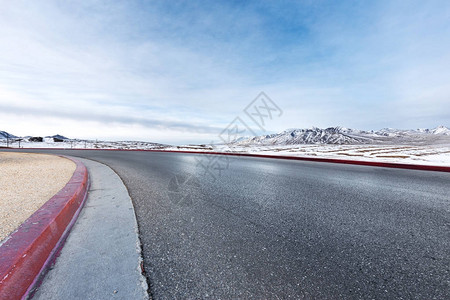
{"left": 33, "top": 157, "right": 148, "bottom": 299}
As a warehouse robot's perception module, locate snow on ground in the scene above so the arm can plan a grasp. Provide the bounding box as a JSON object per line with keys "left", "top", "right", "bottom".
{"left": 231, "top": 144, "right": 450, "bottom": 166}
{"left": 166, "top": 144, "right": 450, "bottom": 166}
{"left": 2, "top": 139, "right": 449, "bottom": 167}
{"left": 0, "top": 138, "right": 167, "bottom": 150}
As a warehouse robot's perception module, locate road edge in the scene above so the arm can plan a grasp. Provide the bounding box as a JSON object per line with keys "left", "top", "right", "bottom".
{"left": 183, "top": 151, "right": 450, "bottom": 172}
{"left": 0, "top": 156, "right": 89, "bottom": 300}
{"left": 32, "top": 157, "right": 149, "bottom": 300}
{"left": 17, "top": 148, "right": 450, "bottom": 172}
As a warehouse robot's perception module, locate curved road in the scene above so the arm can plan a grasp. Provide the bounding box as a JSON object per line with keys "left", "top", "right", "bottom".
{"left": 3, "top": 149, "right": 450, "bottom": 299}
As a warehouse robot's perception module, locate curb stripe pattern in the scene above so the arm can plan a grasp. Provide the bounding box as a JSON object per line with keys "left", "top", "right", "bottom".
{"left": 0, "top": 157, "right": 89, "bottom": 300}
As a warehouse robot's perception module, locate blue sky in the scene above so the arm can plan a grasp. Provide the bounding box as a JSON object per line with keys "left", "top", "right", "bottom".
{"left": 0, "top": 0, "right": 449, "bottom": 144}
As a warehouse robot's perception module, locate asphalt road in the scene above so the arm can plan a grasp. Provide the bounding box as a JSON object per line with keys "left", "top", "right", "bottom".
{"left": 3, "top": 149, "right": 450, "bottom": 299}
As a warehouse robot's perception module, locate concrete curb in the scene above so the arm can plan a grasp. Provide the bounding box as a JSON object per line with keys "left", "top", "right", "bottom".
{"left": 32, "top": 158, "right": 148, "bottom": 300}
{"left": 0, "top": 156, "right": 89, "bottom": 300}
{"left": 17, "top": 148, "right": 450, "bottom": 173}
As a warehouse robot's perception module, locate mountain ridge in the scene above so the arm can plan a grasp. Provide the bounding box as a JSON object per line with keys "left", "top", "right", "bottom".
{"left": 234, "top": 126, "right": 450, "bottom": 146}
{"left": 0, "top": 131, "right": 18, "bottom": 139}
{"left": 1, "top": 126, "right": 449, "bottom": 145}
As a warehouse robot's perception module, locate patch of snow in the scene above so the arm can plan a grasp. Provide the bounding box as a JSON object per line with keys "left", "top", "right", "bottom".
{"left": 1, "top": 127, "right": 450, "bottom": 166}
{"left": 431, "top": 125, "right": 450, "bottom": 135}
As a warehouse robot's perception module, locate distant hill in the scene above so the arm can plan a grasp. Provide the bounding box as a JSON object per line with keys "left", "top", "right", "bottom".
{"left": 0, "top": 131, "right": 17, "bottom": 139}
{"left": 234, "top": 126, "right": 450, "bottom": 146}
{"left": 0, "top": 131, "right": 69, "bottom": 140}
{"left": 45, "top": 134, "right": 69, "bottom": 140}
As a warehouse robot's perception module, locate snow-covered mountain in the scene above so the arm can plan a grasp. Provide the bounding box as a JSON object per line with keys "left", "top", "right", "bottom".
{"left": 235, "top": 126, "right": 450, "bottom": 146}
{"left": 430, "top": 125, "right": 450, "bottom": 135}
{"left": 45, "top": 134, "right": 69, "bottom": 140}
{"left": 0, "top": 131, "right": 17, "bottom": 139}
{"left": 238, "top": 127, "right": 370, "bottom": 145}
{"left": 2, "top": 126, "right": 449, "bottom": 147}
{"left": 0, "top": 131, "right": 69, "bottom": 141}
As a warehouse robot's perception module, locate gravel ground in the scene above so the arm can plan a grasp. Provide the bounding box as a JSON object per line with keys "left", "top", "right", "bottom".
{"left": 0, "top": 152, "right": 76, "bottom": 241}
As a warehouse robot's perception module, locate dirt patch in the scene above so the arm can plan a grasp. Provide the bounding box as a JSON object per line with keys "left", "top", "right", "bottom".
{"left": 413, "top": 150, "right": 450, "bottom": 156}
{"left": 375, "top": 155, "right": 410, "bottom": 158}
{"left": 336, "top": 153, "right": 364, "bottom": 157}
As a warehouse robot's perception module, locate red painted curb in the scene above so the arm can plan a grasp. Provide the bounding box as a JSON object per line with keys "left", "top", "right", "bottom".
{"left": 0, "top": 157, "right": 89, "bottom": 300}
{"left": 10, "top": 147, "right": 450, "bottom": 172}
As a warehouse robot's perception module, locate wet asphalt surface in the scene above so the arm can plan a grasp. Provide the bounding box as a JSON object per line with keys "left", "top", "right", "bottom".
{"left": 2, "top": 149, "right": 450, "bottom": 299}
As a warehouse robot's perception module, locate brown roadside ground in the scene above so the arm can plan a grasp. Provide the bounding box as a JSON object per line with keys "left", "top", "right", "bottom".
{"left": 0, "top": 152, "right": 76, "bottom": 242}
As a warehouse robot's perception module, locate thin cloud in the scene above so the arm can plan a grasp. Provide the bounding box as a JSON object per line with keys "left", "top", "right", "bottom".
{"left": 0, "top": 1, "right": 449, "bottom": 143}
{"left": 0, "top": 104, "right": 222, "bottom": 134}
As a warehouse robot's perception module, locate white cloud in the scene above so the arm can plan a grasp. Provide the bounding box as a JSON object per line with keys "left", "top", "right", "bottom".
{"left": 0, "top": 0, "right": 449, "bottom": 143}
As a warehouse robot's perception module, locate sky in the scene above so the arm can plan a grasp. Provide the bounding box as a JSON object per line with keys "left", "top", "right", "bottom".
{"left": 0, "top": 0, "right": 449, "bottom": 144}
